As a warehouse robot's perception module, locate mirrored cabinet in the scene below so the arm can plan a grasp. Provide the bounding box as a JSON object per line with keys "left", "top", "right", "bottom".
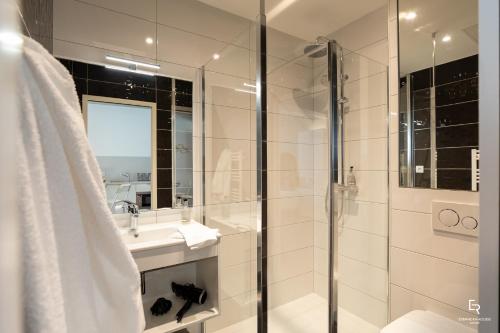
{"left": 59, "top": 58, "right": 194, "bottom": 212}
{"left": 398, "top": 0, "right": 479, "bottom": 191}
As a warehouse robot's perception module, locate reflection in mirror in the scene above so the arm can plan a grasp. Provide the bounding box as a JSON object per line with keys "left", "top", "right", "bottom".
{"left": 398, "top": 0, "right": 479, "bottom": 191}
{"left": 174, "top": 107, "right": 193, "bottom": 207}
{"left": 84, "top": 97, "right": 156, "bottom": 213}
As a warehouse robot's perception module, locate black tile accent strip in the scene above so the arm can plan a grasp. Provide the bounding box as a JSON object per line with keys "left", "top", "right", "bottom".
{"left": 437, "top": 169, "right": 471, "bottom": 190}
{"left": 437, "top": 146, "right": 478, "bottom": 169}
{"left": 436, "top": 124, "right": 478, "bottom": 148}
{"left": 88, "top": 63, "right": 155, "bottom": 88}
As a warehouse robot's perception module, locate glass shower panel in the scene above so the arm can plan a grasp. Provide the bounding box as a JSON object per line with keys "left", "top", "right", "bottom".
{"left": 337, "top": 49, "right": 389, "bottom": 333}
{"left": 265, "top": 28, "right": 331, "bottom": 333}
{"left": 199, "top": 1, "right": 259, "bottom": 333}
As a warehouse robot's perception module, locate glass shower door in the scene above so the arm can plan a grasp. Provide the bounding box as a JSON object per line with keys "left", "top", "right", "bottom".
{"left": 263, "top": 33, "right": 389, "bottom": 333}
{"left": 264, "top": 29, "right": 332, "bottom": 333}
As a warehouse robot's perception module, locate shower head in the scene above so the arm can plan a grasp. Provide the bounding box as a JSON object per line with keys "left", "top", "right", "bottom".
{"left": 304, "top": 44, "right": 327, "bottom": 58}
{"left": 303, "top": 36, "right": 329, "bottom": 58}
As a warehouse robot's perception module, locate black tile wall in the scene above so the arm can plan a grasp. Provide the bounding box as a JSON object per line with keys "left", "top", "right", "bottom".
{"left": 87, "top": 80, "right": 156, "bottom": 102}
{"left": 414, "top": 149, "right": 431, "bottom": 169}
{"left": 157, "top": 150, "right": 172, "bottom": 169}
{"left": 436, "top": 124, "right": 479, "bottom": 148}
{"left": 157, "top": 76, "right": 173, "bottom": 91}
{"left": 414, "top": 129, "right": 431, "bottom": 149}
{"left": 73, "top": 61, "right": 88, "bottom": 79}
{"left": 435, "top": 55, "right": 478, "bottom": 86}
{"left": 175, "top": 79, "right": 193, "bottom": 108}
{"left": 175, "top": 79, "right": 193, "bottom": 95}
{"left": 412, "top": 88, "right": 431, "bottom": 111}
{"left": 410, "top": 67, "right": 433, "bottom": 90}
{"left": 157, "top": 130, "right": 172, "bottom": 149}
{"left": 157, "top": 91, "right": 173, "bottom": 110}
{"left": 157, "top": 169, "right": 173, "bottom": 188}
{"left": 413, "top": 109, "right": 430, "bottom": 129}
{"left": 437, "top": 147, "right": 478, "bottom": 169}
{"left": 157, "top": 189, "right": 173, "bottom": 208}
{"left": 436, "top": 101, "right": 478, "bottom": 127}
{"left": 437, "top": 169, "right": 472, "bottom": 190}
{"left": 435, "top": 77, "right": 478, "bottom": 106}
{"left": 58, "top": 58, "right": 193, "bottom": 208}
{"left": 157, "top": 111, "right": 172, "bottom": 130}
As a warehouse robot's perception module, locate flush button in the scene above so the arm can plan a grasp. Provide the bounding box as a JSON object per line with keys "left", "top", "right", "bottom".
{"left": 439, "top": 209, "right": 460, "bottom": 227}
{"left": 461, "top": 216, "right": 478, "bottom": 230}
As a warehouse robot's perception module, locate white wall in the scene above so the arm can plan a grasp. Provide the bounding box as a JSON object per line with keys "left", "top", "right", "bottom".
{"left": 0, "top": 1, "right": 22, "bottom": 332}
{"left": 388, "top": 1, "right": 479, "bottom": 329}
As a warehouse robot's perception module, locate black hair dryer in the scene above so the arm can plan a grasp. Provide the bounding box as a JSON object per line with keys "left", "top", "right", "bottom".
{"left": 172, "top": 282, "right": 207, "bottom": 322}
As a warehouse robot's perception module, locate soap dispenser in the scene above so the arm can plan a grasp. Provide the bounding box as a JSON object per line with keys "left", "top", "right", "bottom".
{"left": 346, "top": 166, "right": 358, "bottom": 194}
{"left": 181, "top": 198, "right": 191, "bottom": 222}
{"left": 347, "top": 166, "right": 356, "bottom": 186}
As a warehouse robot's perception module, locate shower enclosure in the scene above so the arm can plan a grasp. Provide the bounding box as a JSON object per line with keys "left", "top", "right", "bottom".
{"left": 201, "top": 6, "right": 389, "bottom": 332}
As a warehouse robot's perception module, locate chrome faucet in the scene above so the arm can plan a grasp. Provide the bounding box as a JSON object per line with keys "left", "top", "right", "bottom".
{"left": 124, "top": 201, "right": 140, "bottom": 237}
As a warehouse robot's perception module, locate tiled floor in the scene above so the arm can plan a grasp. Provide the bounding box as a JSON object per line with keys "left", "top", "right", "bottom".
{"left": 213, "top": 293, "right": 380, "bottom": 333}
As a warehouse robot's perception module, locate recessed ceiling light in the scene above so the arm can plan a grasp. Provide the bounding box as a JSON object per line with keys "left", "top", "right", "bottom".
{"left": 145, "top": 37, "right": 154, "bottom": 44}
{"left": 212, "top": 53, "right": 220, "bottom": 60}
{"left": 442, "top": 35, "right": 452, "bottom": 42}
{"left": 405, "top": 12, "right": 417, "bottom": 20}
{"left": 400, "top": 11, "right": 417, "bottom": 21}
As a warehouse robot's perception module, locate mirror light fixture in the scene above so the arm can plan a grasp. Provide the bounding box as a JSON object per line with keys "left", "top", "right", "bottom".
{"left": 105, "top": 55, "right": 160, "bottom": 69}
{"left": 105, "top": 64, "right": 156, "bottom": 76}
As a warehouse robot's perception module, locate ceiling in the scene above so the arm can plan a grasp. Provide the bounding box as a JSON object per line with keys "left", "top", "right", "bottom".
{"left": 399, "top": 0, "right": 478, "bottom": 75}
{"left": 198, "top": 0, "right": 387, "bottom": 41}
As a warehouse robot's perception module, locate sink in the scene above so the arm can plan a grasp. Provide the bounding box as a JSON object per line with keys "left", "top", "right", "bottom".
{"left": 120, "top": 220, "right": 220, "bottom": 272}
{"left": 119, "top": 222, "right": 185, "bottom": 252}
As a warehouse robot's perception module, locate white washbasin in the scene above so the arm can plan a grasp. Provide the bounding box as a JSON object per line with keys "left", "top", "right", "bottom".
{"left": 120, "top": 222, "right": 186, "bottom": 252}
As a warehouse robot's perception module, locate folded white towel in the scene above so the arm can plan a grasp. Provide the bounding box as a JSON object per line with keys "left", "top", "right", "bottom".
{"left": 177, "top": 221, "right": 219, "bottom": 250}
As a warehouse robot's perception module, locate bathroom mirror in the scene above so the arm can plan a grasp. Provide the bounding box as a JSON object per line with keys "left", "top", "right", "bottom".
{"left": 83, "top": 96, "right": 157, "bottom": 213}
{"left": 398, "top": 0, "right": 479, "bottom": 191}
{"left": 59, "top": 57, "right": 196, "bottom": 213}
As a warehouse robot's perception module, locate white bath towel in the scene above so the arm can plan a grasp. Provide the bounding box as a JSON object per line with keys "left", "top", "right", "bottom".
{"left": 18, "top": 37, "right": 144, "bottom": 333}
{"left": 176, "top": 221, "right": 219, "bottom": 250}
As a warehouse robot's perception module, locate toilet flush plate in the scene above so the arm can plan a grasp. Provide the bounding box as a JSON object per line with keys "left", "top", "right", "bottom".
{"left": 432, "top": 201, "right": 479, "bottom": 237}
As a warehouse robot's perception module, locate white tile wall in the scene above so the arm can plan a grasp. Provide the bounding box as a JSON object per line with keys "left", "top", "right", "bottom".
{"left": 391, "top": 247, "right": 478, "bottom": 312}
{"left": 54, "top": 0, "right": 157, "bottom": 59}
{"left": 387, "top": 3, "right": 479, "bottom": 330}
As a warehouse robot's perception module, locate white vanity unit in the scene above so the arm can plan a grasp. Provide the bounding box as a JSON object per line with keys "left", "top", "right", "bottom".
{"left": 121, "top": 222, "right": 220, "bottom": 333}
